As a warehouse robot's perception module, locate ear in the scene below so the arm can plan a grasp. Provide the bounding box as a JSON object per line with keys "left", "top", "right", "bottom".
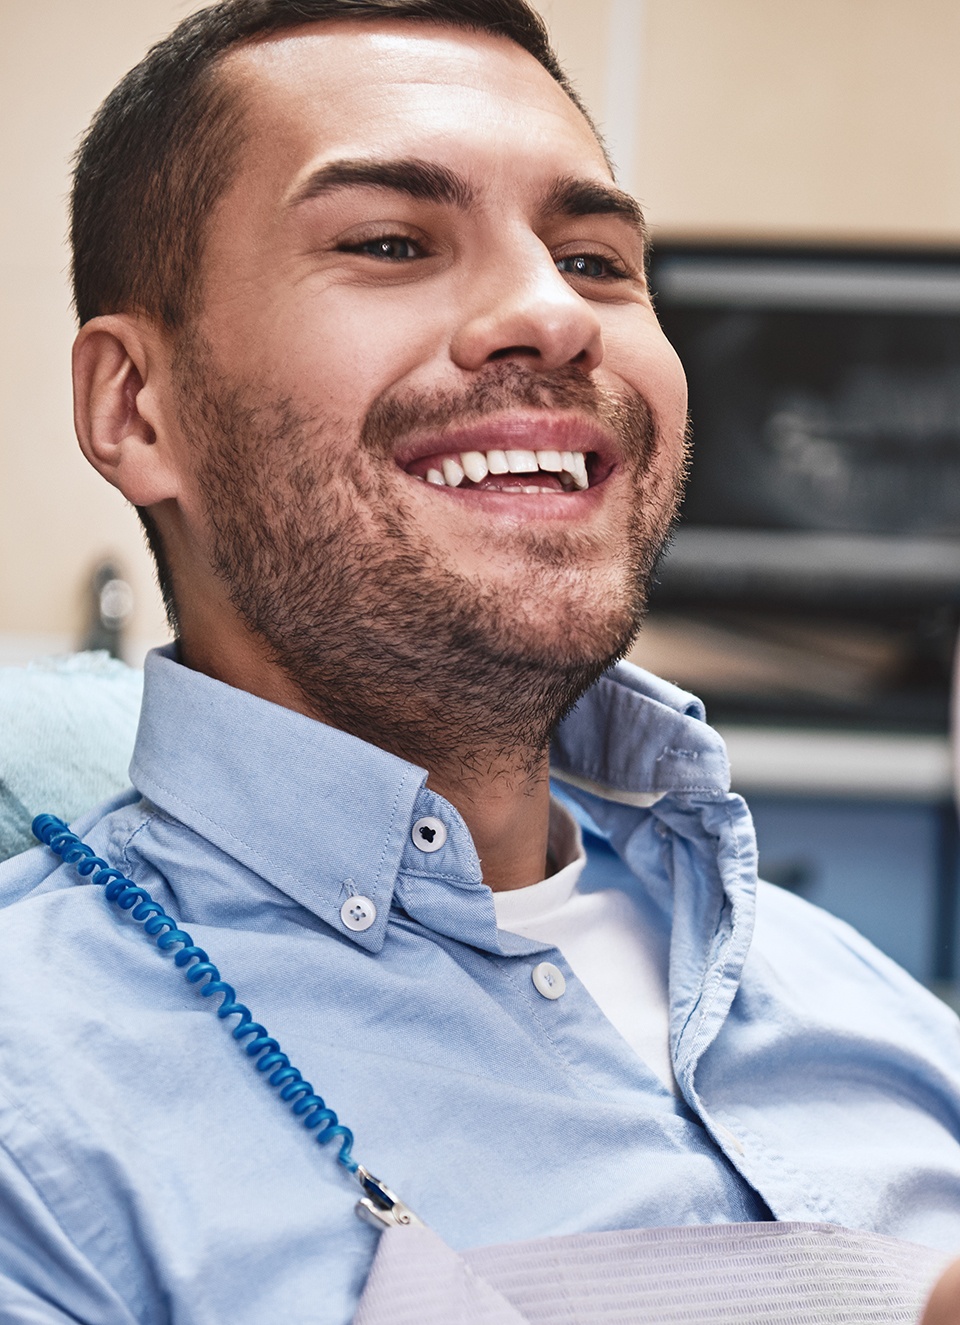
{"left": 72, "top": 314, "right": 182, "bottom": 506}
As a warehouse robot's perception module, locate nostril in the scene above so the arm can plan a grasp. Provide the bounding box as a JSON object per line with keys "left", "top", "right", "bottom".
{"left": 488, "top": 345, "right": 541, "bottom": 361}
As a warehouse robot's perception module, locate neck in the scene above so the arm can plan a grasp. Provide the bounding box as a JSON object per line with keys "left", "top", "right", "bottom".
{"left": 302, "top": 681, "right": 556, "bottom": 891}
{"left": 178, "top": 618, "right": 568, "bottom": 893}
{"left": 426, "top": 750, "right": 553, "bottom": 892}
{"left": 175, "top": 575, "right": 614, "bottom": 893}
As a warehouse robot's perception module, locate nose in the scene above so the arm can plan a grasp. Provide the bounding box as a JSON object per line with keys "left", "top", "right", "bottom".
{"left": 450, "top": 236, "right": 605, "bottom": 375}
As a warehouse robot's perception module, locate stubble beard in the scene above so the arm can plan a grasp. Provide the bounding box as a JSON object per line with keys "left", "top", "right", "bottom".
{"left": 180, "top": 341, "right": 684, "bottom": 781}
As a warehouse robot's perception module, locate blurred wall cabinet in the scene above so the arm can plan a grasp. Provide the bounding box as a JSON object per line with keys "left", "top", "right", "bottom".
{"left": 630, "top": 245, "right": 960, "bottom": 995}
{"left": 746, "top": 791, "right": 958, "bottom": 992}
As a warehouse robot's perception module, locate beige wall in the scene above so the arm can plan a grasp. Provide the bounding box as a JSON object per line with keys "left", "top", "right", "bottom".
{"left": 638, "top": 0, "right": 960, "bottom": 244}
{"left": 0, "top": 1, "right": 208, "bottom": 662}
{"left": 3, "top": 1, "right": 959, "bottom": 662}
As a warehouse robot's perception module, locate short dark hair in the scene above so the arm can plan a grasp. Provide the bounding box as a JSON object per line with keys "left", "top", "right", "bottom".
{"left": 70, "top": 0, "right": 596, "bottom": 331}
{"left": 70, "top": 0, "right": 596, "bottom": 631}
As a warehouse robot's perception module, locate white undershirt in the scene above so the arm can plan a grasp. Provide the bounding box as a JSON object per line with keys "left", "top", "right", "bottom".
{"left": 492, "top": 801, "right": 677, "bottom": 1094}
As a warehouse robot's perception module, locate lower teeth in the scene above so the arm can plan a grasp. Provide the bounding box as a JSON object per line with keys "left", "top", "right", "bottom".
{"left": 420, "top": 470, "right": 581, "bottom": 491}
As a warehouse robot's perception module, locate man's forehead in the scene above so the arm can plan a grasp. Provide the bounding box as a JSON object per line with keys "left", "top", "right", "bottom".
{"left": 219, "top": 18, "right": 610, "bottom": 185}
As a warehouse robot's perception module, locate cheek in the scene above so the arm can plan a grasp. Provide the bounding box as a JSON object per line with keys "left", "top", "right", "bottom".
{"left": 652, "top": 340, "right": 689, "bottom": 434}
{"left": 607, "top": 322, "right": 688, "bottom": 436}
{"left": 274, "top": 288, "right": 451, "bottom": 416}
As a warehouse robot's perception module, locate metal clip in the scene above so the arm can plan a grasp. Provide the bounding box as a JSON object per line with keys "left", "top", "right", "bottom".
{"left": 353, "top": 1164, "right": 424, "bottom": 1231}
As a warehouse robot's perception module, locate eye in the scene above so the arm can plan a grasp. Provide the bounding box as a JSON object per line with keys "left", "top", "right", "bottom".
{"left": 555, "top": 253, "right": 629, "bottom": 280}
{"left": 342, "top": 235, "right": 423, "bottom": 262}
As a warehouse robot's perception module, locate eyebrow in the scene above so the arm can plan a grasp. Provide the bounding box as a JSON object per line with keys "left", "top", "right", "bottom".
{"left": 288, "top": 157, "right": 647, "bottom": 246}
{"left": 289, "top": 157, "right": 476, "bottom": 210}
{"left": 541, "top": 175, "right": 647, "bottom": 245}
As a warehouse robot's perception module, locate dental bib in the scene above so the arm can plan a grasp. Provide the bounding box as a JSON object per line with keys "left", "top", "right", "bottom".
{"left": 354, "top": 1219, "right": 951, "bottom": 1325}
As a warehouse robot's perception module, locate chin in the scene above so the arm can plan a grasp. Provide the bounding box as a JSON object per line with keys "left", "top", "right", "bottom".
{"left": 493, "top": 585, "right": 643, "bottom": 673}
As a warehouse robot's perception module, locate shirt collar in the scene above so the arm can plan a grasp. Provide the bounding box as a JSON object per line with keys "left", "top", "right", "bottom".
{"left": 130, "top": 649, "right": 733, "bottom": 957}
{"left": 550, "top": 663, "right": 730, "bottom": 807}
{"left": 131, "top": 647, "right": 487, "bottom": 954}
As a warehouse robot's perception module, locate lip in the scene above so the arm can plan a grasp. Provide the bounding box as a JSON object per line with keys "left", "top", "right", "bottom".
{"left": 405, "top": 481, "right": 607, "bottom": 522}
{"left": 393, "top": 411, "right": 621, "bottom": 475}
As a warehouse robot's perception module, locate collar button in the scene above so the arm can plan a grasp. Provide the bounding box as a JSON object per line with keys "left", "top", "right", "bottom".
{"left": 411, "top": 816, "right": 447, "bottom": 853}
{"left": 340, "top": 895, "right": 377, "bottom": 932}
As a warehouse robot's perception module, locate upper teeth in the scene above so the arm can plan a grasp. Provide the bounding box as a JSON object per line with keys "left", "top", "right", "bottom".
{"left": 423, "top": 450, "right": 589, "bottom": 490}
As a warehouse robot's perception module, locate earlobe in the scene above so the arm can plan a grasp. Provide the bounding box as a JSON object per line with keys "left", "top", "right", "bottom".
{"left": 73, "top": 315, "right": 180, "bottom": 506}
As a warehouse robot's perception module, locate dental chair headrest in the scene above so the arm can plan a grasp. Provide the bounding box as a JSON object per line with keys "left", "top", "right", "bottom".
{"left": 0, "top": 651, "right": 141, "bottom": 863}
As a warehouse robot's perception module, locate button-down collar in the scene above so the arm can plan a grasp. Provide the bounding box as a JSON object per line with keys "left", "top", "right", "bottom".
{"left": 131, "top": 648, "right": 737, "bottom": 970}
{"left": 549, "top": 665, "right": 730, "bottom": 803}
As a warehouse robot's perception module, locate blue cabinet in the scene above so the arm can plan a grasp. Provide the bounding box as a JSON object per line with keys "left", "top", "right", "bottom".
{"left": 746, "top": 792, "right": 958, "bottom": 991}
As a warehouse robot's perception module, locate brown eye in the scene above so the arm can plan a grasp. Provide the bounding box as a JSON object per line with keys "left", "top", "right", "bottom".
{"left": 556, "top": 253, "right": 627, "bottom": 280}
{"left": 349, "top": 236, "right": 421, "bottom": 261}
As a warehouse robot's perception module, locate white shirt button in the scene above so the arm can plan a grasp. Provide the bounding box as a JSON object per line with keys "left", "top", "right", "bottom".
{"left": 411, "top": 816, "right": 447, "bottom": 853}
{"left": 340, "top": 895, "right": 377, "bottom": 932}
{"left": 531, "top": 961, "right": 566, "bottom": 1000}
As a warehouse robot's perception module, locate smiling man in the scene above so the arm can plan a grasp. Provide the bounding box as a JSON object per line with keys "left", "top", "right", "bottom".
{"left": 2, "top": 1, "right": 960, "bottom": 1322}
{"left": 71, "top": 4, "right": 686, "bottom": 896}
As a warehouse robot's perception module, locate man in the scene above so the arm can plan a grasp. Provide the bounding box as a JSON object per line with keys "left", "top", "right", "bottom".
{"left": 2, "top": 1, "right": 960, "bottom": 1320}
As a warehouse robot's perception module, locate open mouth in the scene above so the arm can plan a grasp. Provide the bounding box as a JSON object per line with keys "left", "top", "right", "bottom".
{"left": 406, "top": 448, "right": 598, "bottom": 494}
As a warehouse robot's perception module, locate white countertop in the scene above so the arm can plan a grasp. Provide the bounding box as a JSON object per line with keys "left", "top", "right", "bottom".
{"left": 718, "top": 724, "right": 956, "bottom": 800}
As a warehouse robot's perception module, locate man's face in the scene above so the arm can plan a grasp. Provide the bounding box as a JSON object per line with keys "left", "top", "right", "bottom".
{"left": 169, "top": 20, "right": 688, "bottom": 738}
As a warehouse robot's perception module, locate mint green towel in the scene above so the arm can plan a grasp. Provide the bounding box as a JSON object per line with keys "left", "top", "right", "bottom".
{"left": 0, "top": 652, "right": 142, "bottom": 862}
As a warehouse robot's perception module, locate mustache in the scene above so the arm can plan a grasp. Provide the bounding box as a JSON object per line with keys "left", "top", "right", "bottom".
{"left": 359, "top": 362, "right": 658, "bottom": 469}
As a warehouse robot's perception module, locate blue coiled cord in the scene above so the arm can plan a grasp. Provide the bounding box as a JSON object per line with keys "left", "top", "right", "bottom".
{"left": 32, "top": 813, "right": 359, "bottom": 1175}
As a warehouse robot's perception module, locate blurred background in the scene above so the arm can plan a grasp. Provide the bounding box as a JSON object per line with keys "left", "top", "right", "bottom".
{"left": 2, "top": 1, "right": 960, "bottom": 994}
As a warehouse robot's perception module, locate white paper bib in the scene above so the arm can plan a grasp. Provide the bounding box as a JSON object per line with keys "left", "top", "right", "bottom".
{"left": 354, "top": 1220, "right": 951, "bottom": 1324}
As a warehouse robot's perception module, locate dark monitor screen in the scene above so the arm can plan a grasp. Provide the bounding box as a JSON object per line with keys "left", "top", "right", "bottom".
{"left": 650, "top": 246, "right": 960, "bottom": 537}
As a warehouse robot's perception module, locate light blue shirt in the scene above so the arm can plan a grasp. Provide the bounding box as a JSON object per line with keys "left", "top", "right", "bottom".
{"left": 2, "top": 647, "right": 960, "bottom": 1323}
